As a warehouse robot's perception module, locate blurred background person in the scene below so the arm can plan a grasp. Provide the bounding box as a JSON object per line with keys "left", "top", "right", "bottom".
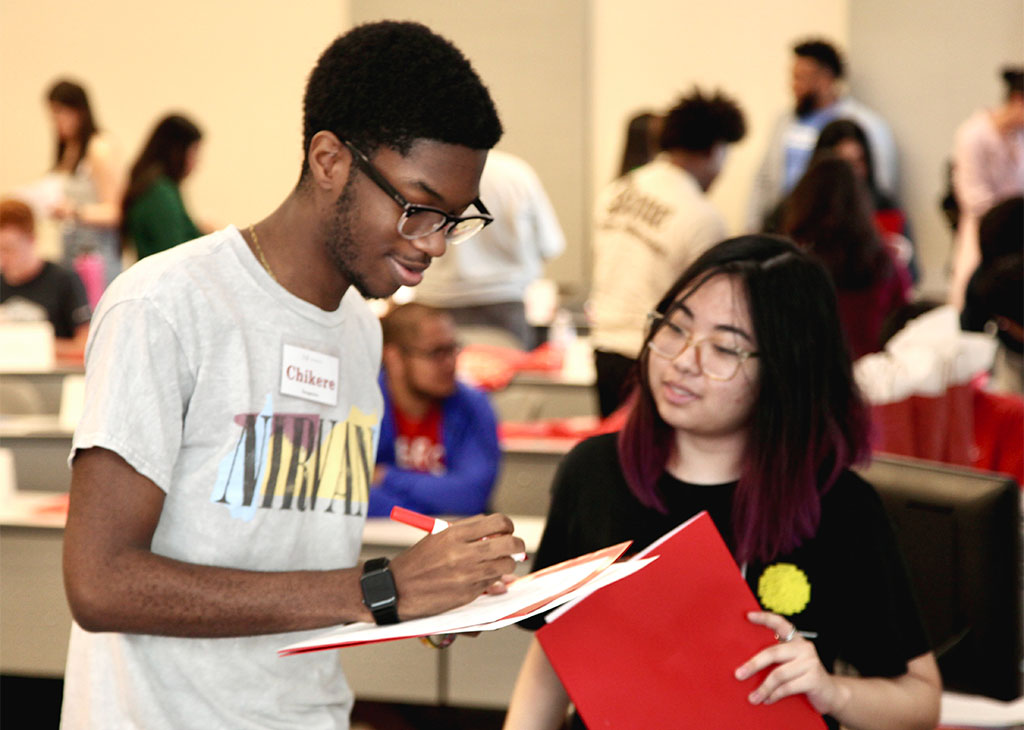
{"left": 763, "top": 118, "right": 919, "bottom": 281}
{"left": 948, "top": 66, "right": 1024, "bottom": 311}
{"left": 812, "top": 118, "right": 917, "bottom": 280}
{"left": 961, "top": 195, "right": 1023, "bottom": 394}
{"left": 368, "top": 303, "right": 500, "bottom": 517}
{"left": 46, "top": 78, "right": 122, "bottom": 297}
{"left": 121, "top": 114, "right": 204, "bottom": 260}
{"left": 781, "top": 156, "right": 911, "bottom": 360}
{"left": 618, "top": 110, "right": 664, "bottom": 177}
{"left": 748, "top": 38, "right": 898, "bottom": 232}
{"left": 0, "top": 198, "right": 90, "bottom": 361}
{"left": 589, "top": 88, "right": 746, "bottom": 417}
{"left": 413, "top": 149, "right": 565, "bottom": 349}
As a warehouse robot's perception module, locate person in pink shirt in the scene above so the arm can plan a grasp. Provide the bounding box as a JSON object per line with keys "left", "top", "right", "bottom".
{"left": 948, "top": 66, "right": 1024, "bottom": 310}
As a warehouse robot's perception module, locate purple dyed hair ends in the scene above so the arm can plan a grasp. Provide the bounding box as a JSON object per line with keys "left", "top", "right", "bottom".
{"left": 617, "top": 235, "right": 872, "bottom": 564}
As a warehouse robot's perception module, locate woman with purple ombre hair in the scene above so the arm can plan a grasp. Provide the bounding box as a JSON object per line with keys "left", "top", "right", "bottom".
{"left": 504, "top": 235, "right": 941, "bottom": 730}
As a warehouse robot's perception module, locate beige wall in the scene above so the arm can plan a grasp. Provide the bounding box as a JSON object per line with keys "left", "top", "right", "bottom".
{"left": 0, "top": 0, "right": 346, "bottom": 255}
{"left": 848, "top": 0, "right": 1024, "bottom": 297}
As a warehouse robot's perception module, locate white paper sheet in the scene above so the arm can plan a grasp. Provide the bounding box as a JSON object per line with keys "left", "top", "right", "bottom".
{"left": 278, "top": 544, "right": 651, "bottom": 656}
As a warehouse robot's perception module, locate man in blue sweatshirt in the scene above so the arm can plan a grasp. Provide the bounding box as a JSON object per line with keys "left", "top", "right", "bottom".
{"left": 369, "top": 302, "right": 500, "bottom": 516}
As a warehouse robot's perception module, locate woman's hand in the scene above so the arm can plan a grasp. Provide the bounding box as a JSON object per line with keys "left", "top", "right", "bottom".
{"left": 734, "top": 611, "right": 850, "bottom": 717}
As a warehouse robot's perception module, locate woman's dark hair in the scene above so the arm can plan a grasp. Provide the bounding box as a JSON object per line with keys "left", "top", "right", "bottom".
{"left": 812, "top": 119, "right": 878, "bottom": 194}
{"left": 1002, "top": 66, "right": 1024, "bottom": 98}
{"left": 781, "top": 156, "right": 892, "bottom": 290}
{"left": 301, "top": 21, "right": 502, "bottom": 183}
{"left": 964, "top": 196, "right": 1024, "bottom": 352}
{"left": 121, "top": 115, "right": 202, "bottom": 234}
{"left": 47, "top": 79, "right": 98, "bottom": 171}
{"left": 619, "top": 112, "right": 660, "bottom": 177}
{"left": 618, "top": 235, "right": 871, "bottom": 563}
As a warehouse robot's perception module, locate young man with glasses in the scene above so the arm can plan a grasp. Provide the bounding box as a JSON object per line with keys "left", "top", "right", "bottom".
{"left": 369, "top": 303, "right": 500, "bottom": 518}
{"left": 61, "top": 21, "right": 523, "bottom": 730}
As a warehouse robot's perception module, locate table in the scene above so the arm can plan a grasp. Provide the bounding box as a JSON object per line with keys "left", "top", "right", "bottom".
{"left": 492, "top": 436, "right": 575, "bottom": 516}
{"left": 490, "top": 371, "right": 597, "bottom": 422}
{"left": 3, "top": 431, "right": 1019, "bottom": 722}
{"left": 0, "top": 489, "right": 544, "bottom": 709}
{"left": 0, "top": 415, "right": 74, "bottom": 493}
{"left": 0, "top": 368, "right": 83, "bottom": 415}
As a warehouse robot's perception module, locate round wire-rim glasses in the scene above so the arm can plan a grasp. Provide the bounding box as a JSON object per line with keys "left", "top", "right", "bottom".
{"left": 645, "top": 310, "right": 759, "bottom": 381}
{"left": 342, "top": 140, "right": 493, "bottom": 245}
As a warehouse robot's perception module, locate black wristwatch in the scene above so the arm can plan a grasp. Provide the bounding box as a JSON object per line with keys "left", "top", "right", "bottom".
{"left": 361, "top": 557, "right": 399, "bottom": 625}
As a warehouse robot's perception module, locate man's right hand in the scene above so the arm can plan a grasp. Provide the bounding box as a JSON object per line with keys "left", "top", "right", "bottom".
{"left": 388, "top": 513, "right": 525, "bottom": 620}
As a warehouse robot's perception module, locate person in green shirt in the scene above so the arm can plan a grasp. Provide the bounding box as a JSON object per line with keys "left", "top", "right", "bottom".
{"left": 121, "top": 114, "right": 203, "bottom": 259}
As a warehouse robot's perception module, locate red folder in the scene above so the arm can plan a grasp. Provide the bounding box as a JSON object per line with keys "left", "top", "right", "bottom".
{"left": 537, "top": 512, "right": 827, "bottom": 729}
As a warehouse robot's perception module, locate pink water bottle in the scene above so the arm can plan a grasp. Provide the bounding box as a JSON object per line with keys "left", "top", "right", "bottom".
{"left": 73, "top": 253, "right": 105, "bottom": 310}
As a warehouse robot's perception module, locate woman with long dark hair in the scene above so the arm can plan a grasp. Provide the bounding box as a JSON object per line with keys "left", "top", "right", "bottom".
{"left": 617, "top": 111, "right": 663, "bottom": 177}
{"left": 504, "top": 236, "right": 940, "bottom": 730}
{"left": 122, "top": 114, "right": 204, "bottom": 259}
{"left": 781, "top": 156, "right": 911, "bottom": 358}
{"left": 46, "top": 79, "right": 122, "bottom": 290}
{"left": 812, "top": 118, "right": 918, "bottom": 280}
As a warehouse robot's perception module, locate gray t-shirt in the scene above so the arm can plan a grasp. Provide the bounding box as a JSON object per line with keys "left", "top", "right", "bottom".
{"left": 61, "top": 226, "right": 383, "bottom": 730}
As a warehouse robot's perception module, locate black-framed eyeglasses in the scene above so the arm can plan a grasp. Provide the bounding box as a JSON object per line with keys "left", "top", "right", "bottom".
{"left": 343, "top": 140, "right": 493, "bottom": 245}
{"left": 645, "top": 310, "right": 759, "bottom": 381}
{"left": 401, "top": 343, "right": 461, "bottom": 362}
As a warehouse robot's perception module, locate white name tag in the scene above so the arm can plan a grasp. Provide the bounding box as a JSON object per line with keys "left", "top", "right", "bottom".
{"left": 280, "top": 344, "right": 339, "bottom": 406}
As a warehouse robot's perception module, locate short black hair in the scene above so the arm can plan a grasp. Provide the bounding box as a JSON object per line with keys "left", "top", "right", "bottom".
{"left": 658, "top": 88, "right": 746, "bottom": 153}
{"left": 979, "top": 195, "right": 1024, "bottom": 261}
{"left": 1002, "top": 66, "right": 1024, "bottom": 98}
{"left": 793, "top": 39, "right": 844, "bottom": 78}
{"left": 381, "top": 302, "right": 448, "bottom": 348}
{"left": 301, "top": 21, "right": 502, "bottom": 181}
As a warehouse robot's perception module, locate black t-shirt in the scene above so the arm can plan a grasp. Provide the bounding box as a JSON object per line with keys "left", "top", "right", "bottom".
{"left": 0, "top": 262, "right": 90, "bottom": 338}
{"left": 527, "top": 433, "right": 931, "bottom": 730}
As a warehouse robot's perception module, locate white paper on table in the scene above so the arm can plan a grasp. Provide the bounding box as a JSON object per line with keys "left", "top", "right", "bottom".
{"left": 279, "top": 546, "right": 651, "bottom": 656}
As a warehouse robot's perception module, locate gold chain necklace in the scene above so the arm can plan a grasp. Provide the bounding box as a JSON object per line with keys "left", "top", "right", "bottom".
{"left": 248, "top": 224, "right": 277, "bottom": 282}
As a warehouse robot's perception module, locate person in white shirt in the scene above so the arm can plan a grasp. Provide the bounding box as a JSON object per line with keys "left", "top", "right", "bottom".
{"left": 589, "top": 89, "right": 746, "bottom": 417}
{"left": 59, "top": 21, "right": 524, "bottom": 730}
{"left": 413, "top": 149, "right": 565, "bottom": 348}
{"left": 747, "top": 38, "right": 898, "bottom": 233}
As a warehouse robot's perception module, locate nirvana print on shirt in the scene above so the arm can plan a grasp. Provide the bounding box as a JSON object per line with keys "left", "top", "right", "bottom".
{"left": 211, "top": 394, "right": 377, "bottom": 520}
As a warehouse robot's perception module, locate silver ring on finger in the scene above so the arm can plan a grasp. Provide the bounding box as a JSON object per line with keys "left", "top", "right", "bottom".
{"left": 775, "top": 626, "right": 797, "bottom": 643}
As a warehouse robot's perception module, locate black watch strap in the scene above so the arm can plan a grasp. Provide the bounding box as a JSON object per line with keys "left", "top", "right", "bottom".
{"left": 361, "top": 557, "right": 399, "bottom": 625}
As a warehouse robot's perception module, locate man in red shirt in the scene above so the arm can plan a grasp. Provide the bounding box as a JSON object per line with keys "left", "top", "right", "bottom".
{"left": 370, "top": 303, "right": 501, "bottom": 515}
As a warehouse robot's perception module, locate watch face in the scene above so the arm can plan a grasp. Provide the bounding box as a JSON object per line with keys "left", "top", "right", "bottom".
{"left": 361, "top": 560, "right": 398, "bottom": 624}
{"left": 363, "top": 572, "right": 397, "bottom": 609}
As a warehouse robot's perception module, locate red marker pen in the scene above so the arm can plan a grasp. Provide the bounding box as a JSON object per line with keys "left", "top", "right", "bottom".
{"left": 391, "top": 506, "right": 449, "bottom": 534}
{"left": 389, "top": 506, "right": 527, "bottom": 562}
